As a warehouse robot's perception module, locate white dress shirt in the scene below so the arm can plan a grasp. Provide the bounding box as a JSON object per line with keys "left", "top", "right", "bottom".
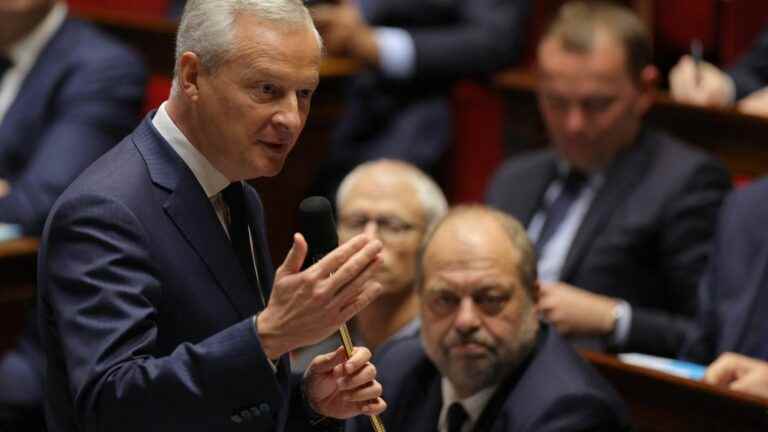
{"left": 0, "top": 2, "right": 68, "bottom": 124}
{"left": 438, "top": 379, "right": 497, "bottom": 432}
{"left": 527, "top": 165, "right": 632, "bottom": 346}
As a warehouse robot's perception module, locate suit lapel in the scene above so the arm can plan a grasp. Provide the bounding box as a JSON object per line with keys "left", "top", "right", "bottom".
{"left": 560, "top": 135, "right": 653, "bottom": 281}
{"left": 507, "top": 156, "right": 558, "bottom": 225}
{"left": 132, "top": 116, "right": 264, "bottom": 319}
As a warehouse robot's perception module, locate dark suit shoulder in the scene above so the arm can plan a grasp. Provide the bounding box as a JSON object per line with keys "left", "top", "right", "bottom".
{"left": 57, "top": 18, "right": 145, "bottom": 69}
{"left": 372, "top": 334, "right": 428, "bottom": 386}
{"left": 507, "top": 328, "right": 630, "bottom": 430}
{"left": 485, "top": 150, "right": 556, "bottom": 224}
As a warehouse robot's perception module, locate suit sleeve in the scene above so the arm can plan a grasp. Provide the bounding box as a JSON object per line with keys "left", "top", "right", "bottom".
{"left": 40, "top": 194, "right": 287, "bottom": 431}
{"left": 381, "top": 0, "right": 532, "bottom": 80}
{"left": 0, "top": 49, "right": 146, "bottom": 235}
{"left": 728, "top": 26, "right": 768, "bottom": 100}
{"left": 625, "top": 158, "right": 731, "bottom": 356}
{"left": 680, "top": 180, "right": 768, "bottom": 363}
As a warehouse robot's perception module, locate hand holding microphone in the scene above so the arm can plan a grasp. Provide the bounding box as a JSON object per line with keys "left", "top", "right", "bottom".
{"left": 255, "top": 196, "right": 387, "bottom": 424}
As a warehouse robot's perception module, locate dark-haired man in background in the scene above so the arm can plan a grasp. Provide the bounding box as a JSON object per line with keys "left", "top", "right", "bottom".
{"left": 487, "top": 1, "right": 731, "bottom": 356}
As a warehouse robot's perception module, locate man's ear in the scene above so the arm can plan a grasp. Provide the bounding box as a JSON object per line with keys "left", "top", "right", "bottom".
{"left": 178, "top": 52, "right": 202, "bottom": 101}
{"left": 635, "top": 64, "right": 659, "bottom": 115}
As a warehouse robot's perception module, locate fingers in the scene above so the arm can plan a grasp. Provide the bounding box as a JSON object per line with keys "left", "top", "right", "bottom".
{"left": 276, "top": 233, "right": 307, "bottom": 278}
{"left": 315, "top": 235, "right": 382, "bottom": 297}
{"left": 307, "top": 345, "right": 347, "bottom": 375}
{"left": 327, "top": 256, "right": 380, "bottom": 311}
{"left": 360, "top": 397, "right": 387, "bottom": 415}
{"left": 338, "top": 280, "right": 383, "bottom": 323}
{"left": 705, "top": 352, "right": 747, "bottom": 387}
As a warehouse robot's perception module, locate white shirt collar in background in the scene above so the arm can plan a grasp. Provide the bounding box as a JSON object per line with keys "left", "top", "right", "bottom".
{"left": 0, "top": 2, "right": 68, "bottom": 124}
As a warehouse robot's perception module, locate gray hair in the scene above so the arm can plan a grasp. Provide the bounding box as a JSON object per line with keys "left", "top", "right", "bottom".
{"left": 335, "top": 159, "right": 449, "bottom": 232}
{"left": 173, "top": 0, "right": 321, "bottom": 92}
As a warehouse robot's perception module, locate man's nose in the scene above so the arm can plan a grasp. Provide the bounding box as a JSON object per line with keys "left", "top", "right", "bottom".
{"left": 273, "top": 93, "right": 302, "bottom": 133}
{"left": 564, "top": 106, "right": 587, "bottom": 133}
{"left": 454, "top": 297, "right": 481, "bottom": 332}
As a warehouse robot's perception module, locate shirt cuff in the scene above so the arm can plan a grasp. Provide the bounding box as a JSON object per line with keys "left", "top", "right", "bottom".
{"left": 610, "top": 301, "right": 632, "bottom": 347}
{"left": 375, "top": 27, "right": 415, "bottom": 79}
{"left": 253, "top": 315, "right": 278, "bottom": 373}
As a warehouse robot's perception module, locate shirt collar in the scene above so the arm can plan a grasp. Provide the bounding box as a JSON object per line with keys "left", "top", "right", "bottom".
{"left": 438, "top": 378, "right": 498, "bottom": 431}
{"left": 7, "top": 3, "right": 68, "bottom": 68}
{"left": 152, "top": 102, "right": 230, "bottom": 198}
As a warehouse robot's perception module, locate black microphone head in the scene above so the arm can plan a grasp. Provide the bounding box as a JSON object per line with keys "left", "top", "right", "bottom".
{"left": 298, "top": 196, "right": 339, "bottom": 269}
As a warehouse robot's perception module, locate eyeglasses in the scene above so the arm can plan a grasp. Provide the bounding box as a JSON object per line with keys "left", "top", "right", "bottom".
{"left": 422, "top": 289, "right": 512, "bottom": 317}
{"left": 338, "top": 214, "right": 421, "bottom": 241}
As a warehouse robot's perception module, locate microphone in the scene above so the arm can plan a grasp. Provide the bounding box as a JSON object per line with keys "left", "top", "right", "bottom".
{"left": 298, "top": 196, "right": 386, "bottom": 432}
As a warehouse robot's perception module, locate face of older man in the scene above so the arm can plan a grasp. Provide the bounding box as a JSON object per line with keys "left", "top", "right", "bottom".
{"left": 338, "top": 169, "right": 425, "bottom": 296}
{"left": 536, "top": 30, "right": 653, "bottom": 173}
{"left": 420, "top": 215, "right": 538, "bottom": 398}
{"left": 184, "top": 13, "right": 321, "bottom": 181}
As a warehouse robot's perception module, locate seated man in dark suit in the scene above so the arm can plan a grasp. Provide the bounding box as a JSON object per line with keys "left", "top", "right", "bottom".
{"left": 0, "top": 0, "right": 146, "bottom": 429}
{"left": 348, "top": 205, "right": 631, "bottom": 432}
{"left": 670, "top": 24, "right": 768, "bottom": 117}
{"left": 307, "top": 0, "right": 532, "bottom": 200}
{"left": 38, "top": 1, "right": 385, "bottom": 431}
{"left": 681, "top": 178, "right": 768, "bottom": 364}
{"left": 486, "top": 1, "right": 731, "bottom": 357}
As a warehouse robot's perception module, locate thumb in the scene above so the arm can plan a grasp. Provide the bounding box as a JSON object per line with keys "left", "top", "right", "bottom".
{"left": 308, "top": 345, "right": 347, "bottom": 375}
{"left": 277, "top": 233, "right": 307, "bottom": 277}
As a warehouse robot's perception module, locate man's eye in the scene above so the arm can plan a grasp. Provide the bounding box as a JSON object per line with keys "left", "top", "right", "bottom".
{"left": 583, "top": 97, "right": 614, "bottom": 112}
{"left": 256, "top": 83, "right": 276, "bottom": 95}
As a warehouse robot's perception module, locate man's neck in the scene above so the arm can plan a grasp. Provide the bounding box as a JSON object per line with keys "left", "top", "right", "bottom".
{"left": 355, "top": 289, "right": 419, "bottom": 351}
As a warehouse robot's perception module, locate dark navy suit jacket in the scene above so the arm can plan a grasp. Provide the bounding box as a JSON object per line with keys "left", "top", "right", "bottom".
{"left": 346, "top": 325, "right": 630, "bottom": 432}
{"left": 313, "top": 0, "right": 532, "bottom": 198}
{"left": 0, "top": 17, "right": 146, "bottom": 234}
{"left": 486, "top": 129, "right": 731, "bottom": 356}
{"left": 38, "top": 116, "right": 327, "bottom": 432}
{"left": 682, "top": 178, "right": 768, "bottom": 363}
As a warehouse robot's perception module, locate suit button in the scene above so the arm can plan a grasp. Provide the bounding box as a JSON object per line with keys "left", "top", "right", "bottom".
{"left": 259, "top": 403, "right": 271, "bottom": 415}
{"left": 230, "top": 414, "right": 243, "bottom": 424}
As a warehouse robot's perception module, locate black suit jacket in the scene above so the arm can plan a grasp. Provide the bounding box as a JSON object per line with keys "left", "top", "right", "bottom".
{"left": 728, "top": 25, "right": 768, "bottom": 100}
{"left": 0, "top": 17, "right": 146, "bottom": 234}
{"left": 486, "top": 129, "right": 731, "bottom": 356}
{"left": 38, "top": 115, "right": 332, "bottom": 432}
{"left": 682, "top": 178, "right": 768, "bottom": 363}
{"left": 314, "top": 0, "right": 531, "bottom": 197}
{"left": 346, "top": 325, "right": 630, "bottom": 432}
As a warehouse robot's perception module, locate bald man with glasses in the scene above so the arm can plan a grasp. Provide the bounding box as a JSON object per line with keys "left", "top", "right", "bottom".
{"left": 292, "top": 160, "right": 447, "bottom": 370}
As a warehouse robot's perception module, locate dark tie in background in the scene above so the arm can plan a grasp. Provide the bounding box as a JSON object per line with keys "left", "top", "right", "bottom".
{"left": 222, "top": 182, "right": 264, "bottom": 309}
{"left": 447, "top": 402, "right": 468, "bottom": 432}
{"left": 0, "top": 56, "right": 12, "bottom": 81}
{"left": 535, "top": 170, "right": 588, "bottom": 255}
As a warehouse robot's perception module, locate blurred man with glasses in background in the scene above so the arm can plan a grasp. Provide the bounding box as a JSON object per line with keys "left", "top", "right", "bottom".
{"left": 293, "top": 159, "right": 447, "bottom": 370}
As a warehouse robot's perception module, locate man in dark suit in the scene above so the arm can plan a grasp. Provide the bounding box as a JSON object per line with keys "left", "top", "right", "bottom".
{"left": 0, "top": 0, "right": 146, "bottom": 234}
{"left": 38, "top": 1, "right": 386, "bottom": 431}
{"left": 486, "top": 1, "right": 731, "bottom": 357}
{"left": 307, "top": 0, "right": 532, "bottom": 199}
{"left": 348, "top": 205, "right": 630, "bottom": 432}
{"left": 670, "top": 25, "right": 768, "bottom": 117}
{"left": 0, "top": 0, "right": 146, "bottom": 429}
{"left": 681, "top": 178, "right": 768, "bottom": 364}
